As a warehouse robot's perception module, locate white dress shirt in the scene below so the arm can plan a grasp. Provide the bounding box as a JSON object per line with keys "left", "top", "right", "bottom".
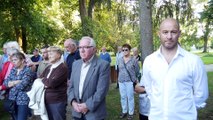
{"left": 79, "top": 56, "right": 94, "bottom": 99}
{"left": 142, "top": 45, "right": 209, "bottom": 120}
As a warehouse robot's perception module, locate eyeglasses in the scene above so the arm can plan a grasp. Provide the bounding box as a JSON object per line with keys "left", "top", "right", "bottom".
{"left": 78, "top": 46, "right": 93, "bottom": 50}
{"left": 122, "top": 49, "right": 129, "bottom": 52}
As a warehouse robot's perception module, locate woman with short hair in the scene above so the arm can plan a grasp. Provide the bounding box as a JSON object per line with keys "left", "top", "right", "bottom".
{"left": 40, "top": 46, "right": 68, "bottom": 120}
{"left": 3, "top": 52, "right": 34, "bottom": 120}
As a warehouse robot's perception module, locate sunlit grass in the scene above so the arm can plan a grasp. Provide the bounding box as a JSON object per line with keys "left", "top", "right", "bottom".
{"left": 198, "top": 72, "right": 213, "bottom": 120}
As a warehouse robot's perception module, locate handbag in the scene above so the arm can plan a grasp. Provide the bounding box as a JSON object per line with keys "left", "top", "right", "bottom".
{"left": 3, "top": 99, "right": 17, "bottom": 114}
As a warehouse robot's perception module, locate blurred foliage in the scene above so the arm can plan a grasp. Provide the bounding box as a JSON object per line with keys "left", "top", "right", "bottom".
{"left": 0, "top": 0, "right": 211, "bottom": 53}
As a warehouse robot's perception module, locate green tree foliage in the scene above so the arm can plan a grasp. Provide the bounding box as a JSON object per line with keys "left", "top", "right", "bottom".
{"left": 152, "top": 0, "right": 196, "bottom": 49}
{"left": 92, "top": 1, "right": 139, "bottom": 52}
{"left": 0, "top": 0, "right": 209, "bottom": 54}
{"left": 78, "top": 0, "right": 111, "bottom": 36}
{"left": 0, "top": 0, "right": 63, "bottom": 52}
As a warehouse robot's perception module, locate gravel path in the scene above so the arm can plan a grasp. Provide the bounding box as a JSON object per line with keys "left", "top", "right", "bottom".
{"left": 205, "top": 64, "right": 213, "bottom": 72}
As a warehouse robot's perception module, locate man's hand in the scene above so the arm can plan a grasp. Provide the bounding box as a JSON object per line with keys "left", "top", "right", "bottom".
{"left": 72, "top": 100, "right": 81, "bottom": 113}
{"left": 78, "top": 103, "right": 89, "bottom": 114}
{"left": 134, "top": 84, "right": 145, "bottom": 94}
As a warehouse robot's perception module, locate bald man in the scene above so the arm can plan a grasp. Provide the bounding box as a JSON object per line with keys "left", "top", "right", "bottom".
{"left": 141, "top": 18, "right": 208, "bottom": 120}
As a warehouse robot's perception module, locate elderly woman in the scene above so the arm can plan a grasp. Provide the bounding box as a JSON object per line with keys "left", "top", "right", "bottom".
{"left": 118, "top": 44, "right": 140, "bottom": 120}
{"left": 39, "top": 46, "right": 68, "bottom": 120}
{"left": 0, "top": 48, "right": 19, "bottom": 99}
{"left": 3, "top": 52, "right": 34, "bottom": 120}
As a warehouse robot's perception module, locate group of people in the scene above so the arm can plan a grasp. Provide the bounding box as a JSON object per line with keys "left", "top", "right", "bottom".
{"left": 0, "top": 18, "right": 209, "bottom": 120}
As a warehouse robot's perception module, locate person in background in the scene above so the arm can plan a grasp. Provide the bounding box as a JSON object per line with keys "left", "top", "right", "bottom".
{"left": 64, "top": 38, "right": 81, "bottom": 81}
{"left": 37, "top": 45, "right": 50, "bottom": 77}
{"left": 63, "top": 51, "right": 69, "bottom": 62}
{"left": 118, "top": 44, "right": 140, "bottom": 120}
{"left": 3, "top": 52, "right": 34, "bottom": 120}
{"left": 135, "top": 78, "right": 150, "bottom": 120}
{"left": 132, "top": 47, "right": 141, "bottom": 62}
{"left": 6, "top": 41, "right": 21, "bottom": 51}
{"left": 132, "top": 47, "right": 142, "bottom": 81}
{"left": 115, "top": 46, "right": 123, "bottom": 89}
{"left": 30, "top": 48, "right": 42, "bottom": 72}
{"left": 142, "top": 18, "right": 208, "bottom": 120}
{"left": 0, "top": 42, "right": 9, "bottom": 71}
{"left": 40, "top": 46, "right": 68, "bottom": 120}
{"left": 0, "top": 48, "right": 19, "bottom": 99}
{"left": 99, "top": 47, "right": 111, "bottom": 63}
{"left": 68, "top": 36, "right": 110, "bottom": 120}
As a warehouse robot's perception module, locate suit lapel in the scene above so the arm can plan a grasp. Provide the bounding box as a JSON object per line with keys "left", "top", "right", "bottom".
{"left": 81, "top": 56, "right": 97, "bottom": 97}
{"left": 76, "top": 61, "right": 83, "bottom": 99}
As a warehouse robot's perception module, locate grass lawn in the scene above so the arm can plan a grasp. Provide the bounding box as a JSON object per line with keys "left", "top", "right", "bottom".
{"left": 194, "top": 52, "right": 213, "bottom": 65}
{"left": 198, "top": 72, "right": 213, "bottom": 120}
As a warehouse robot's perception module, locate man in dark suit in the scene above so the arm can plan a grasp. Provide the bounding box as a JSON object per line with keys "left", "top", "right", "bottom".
{"left": 68, "top": 36, "right": 110, "bottom": 120}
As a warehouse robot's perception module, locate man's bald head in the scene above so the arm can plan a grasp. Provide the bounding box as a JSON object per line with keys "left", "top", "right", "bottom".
{"left": 160, "top": 18, "right": 180, "bottom": 31}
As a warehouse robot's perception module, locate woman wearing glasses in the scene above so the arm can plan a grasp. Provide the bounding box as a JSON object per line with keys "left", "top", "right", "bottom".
{"left": 3, "top": 52, "right": 34, "bottom": 120}
{"left": 118, "top": 44, "right": 140, "bottom": 120}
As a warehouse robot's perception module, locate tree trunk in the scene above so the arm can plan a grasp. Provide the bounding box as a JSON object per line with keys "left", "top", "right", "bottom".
{"left": 139, "top": 0, "right": 153, "bottom": 63}
{"left": 79, "top": 0, "right": 87, "bottom": 21}
{"left": 88, "top": 0, "right": 95, "bottom": 19}
{"left": 21, "top": 25, "right": 27, "bottom": 53}
{"left": 203, "top": 20, "right": 210, "bottom": 53}
{"left": 79, "top": 0, "right": 87, "bottom": 36}
{"left": 79, "top": 0, "right": 94, "bottom": 36}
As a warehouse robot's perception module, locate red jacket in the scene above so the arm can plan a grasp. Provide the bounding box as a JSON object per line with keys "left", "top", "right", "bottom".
{"left": 0, "top": 61, "right": 13, "bottom": 90}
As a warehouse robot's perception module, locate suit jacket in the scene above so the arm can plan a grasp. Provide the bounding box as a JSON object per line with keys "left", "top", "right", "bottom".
{"left": 68, "top": 56, "right": 110, "bottom": 120}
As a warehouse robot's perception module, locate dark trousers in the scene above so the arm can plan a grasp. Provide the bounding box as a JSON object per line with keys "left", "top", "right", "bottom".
{"left": 116, "top": 66, "right": 119, "bottom": 88}
{"left": 139, "top": 113, "right": 148, "bottom": 120}
{"left": 46, "top": 102, "right": 67, "bottom": 120}
{"left": 11, "top": 105, "right": 30, "bottom": 120}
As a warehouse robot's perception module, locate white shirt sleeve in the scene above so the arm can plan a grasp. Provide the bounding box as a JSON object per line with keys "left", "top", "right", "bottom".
{"left": 192, "top": 57, "right": 209, "bottom": 109}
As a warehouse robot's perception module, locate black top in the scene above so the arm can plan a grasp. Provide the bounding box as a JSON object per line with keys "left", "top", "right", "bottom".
{"left": 66, "top": 50, "right": 81, "bottom": 79}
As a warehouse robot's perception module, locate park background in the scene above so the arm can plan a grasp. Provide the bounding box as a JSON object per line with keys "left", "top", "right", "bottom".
{"left": 0, "top": 0, "right": 212, "bottom": 119}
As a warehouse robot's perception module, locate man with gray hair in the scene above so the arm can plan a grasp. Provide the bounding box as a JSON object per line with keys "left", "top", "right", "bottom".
{"left": 64, "top": 38, "right": 81, "bottom": 81}
{"left": 68, "top": 36, "right": 110, "bottom": 120}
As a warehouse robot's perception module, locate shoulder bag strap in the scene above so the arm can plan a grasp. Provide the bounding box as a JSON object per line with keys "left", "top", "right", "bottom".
{"left": 123, "top": 60, "right": 134, "bottom": 83}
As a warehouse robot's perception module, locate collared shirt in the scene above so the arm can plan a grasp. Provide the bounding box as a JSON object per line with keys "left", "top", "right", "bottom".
{"left": 79, "top": 55, "right": 94, "bottom": 99}
{"left": 142, "top": 45, "right": 209, "bottom": 120}
{"left": 118, "top": 56, "right": 140, "bottom": 83}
